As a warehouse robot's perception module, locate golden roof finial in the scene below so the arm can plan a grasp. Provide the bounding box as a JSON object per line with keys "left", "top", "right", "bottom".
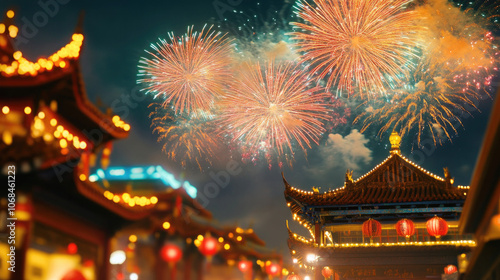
{"left": 389, "top": 131, "right": 401, "bottom": 154}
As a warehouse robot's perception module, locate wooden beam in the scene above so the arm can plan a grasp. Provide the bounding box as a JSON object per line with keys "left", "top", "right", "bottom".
{"left": 319, "top": 206, "right": 463, "bottom": 217}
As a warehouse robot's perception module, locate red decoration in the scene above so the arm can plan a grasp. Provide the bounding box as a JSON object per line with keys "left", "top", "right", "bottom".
{"left": 16, "top": 199, "right": 32, "bottom": 221}
{"left": 444, "top": 264, "right": 457, "bottom": 274}
{"left": 83, "top": 259, "right": 94, "bottom": 268}
{"left": 67, "top": 243, "right": 78, "bottom": 255}
{"left": 116, "top": 272, "right": 124, "bottom": 280}
{"left": 80, "top": 151, "right": 90, "bottom": 176}
{"left": 266, "top": 263, "right": 280, "bottom": 276}
{"left": 322, "top": 267, "right": 333, "bottom": 278}
{"left": 395, "top": 219, "right": 415, "bottom": 238}
{"left": 287, "top": 275, "right": 300, "bottom": 280}
{"left": 61, "top": 269, "right": 87, "bottom": 280}
{"left": 426, "top": 216, "right": 448, "bottom": 238}
{"left": 199, "top": 236, "right": 219, "bottom": 257}
{"left": 174, "top": 195, "right": 182, "bottom": 217}
{"left": 362, "top": 219, "right": 382, "bottom": 238}
{"left": 101, "top": 141, "right": 113, "bottom": 169}
{"left": 160, "top": 244, "right": 183, "bottom": 263}
{"left": 238, "top": 260, "right": 252, "bottom": 273}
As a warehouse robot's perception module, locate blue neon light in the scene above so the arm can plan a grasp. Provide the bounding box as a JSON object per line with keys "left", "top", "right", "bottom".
{"left": 109, "top": 168, "right": 125, "bottom": 176}
{"left": 96, "top": 169, "right": 105, "bottom": 179}
{"left": 90, "top": 166, "right": 197, "bottom": 198}
{"left": 131, "top": 167, "right": 144, "bottom": 174}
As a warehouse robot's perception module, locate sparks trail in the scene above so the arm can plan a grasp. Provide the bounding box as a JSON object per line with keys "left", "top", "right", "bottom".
{"left": 149, "top": 103, "right": 224, "bottom": 170}
{"left": 218, "top": 60, "right": 331, "bottom": 165}
{"left": 214, "top": 1, "right": 297, "bottom": 62}
{"left": 454, "top": 0, "right": 500, "bottom": 31}
{"left": 138, "top": 25, "right": 234, "bottom": 115}
{"left": 290, "top": 0, "right": 424, "bottom": 97}
{"left": 354, "top": 63, "right": 482, "bottom": 146}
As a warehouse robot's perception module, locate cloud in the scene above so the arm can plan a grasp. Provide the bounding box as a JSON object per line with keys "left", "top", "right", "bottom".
{"left": 304, "top": 129, "right": 373, "bottom": 183}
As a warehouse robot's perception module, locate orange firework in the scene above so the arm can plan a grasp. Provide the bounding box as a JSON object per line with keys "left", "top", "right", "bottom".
{"left": 219, "top": 60, "right": 331, "bottom": 158}
{"left": 354, "top": 64, "right": 482, "bottom": 145}
{"left": 290, "top": 0, "right": 424, "bottom": 96}
{"left": 149, "top": 103, "right": 223, "bottom": 170}
{"left": 138, "top": 25, "right": 233, "bottom": 115}
{"left": 414, "top": 0, "right": 498, "bottom": 93}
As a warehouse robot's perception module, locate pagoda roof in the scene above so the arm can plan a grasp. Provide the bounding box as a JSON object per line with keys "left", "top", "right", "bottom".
{"left": 0, "top": 11, "right": 129, "bottom": 144}
{"left": 284, "top": 151, "right": 468, "bottom": 208}
{"left": 81, "top": 166, "right": 212, "bottom": 220}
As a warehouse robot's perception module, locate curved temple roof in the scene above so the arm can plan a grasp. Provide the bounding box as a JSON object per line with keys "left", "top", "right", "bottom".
{"left": 284, "top": 135, "right": 469, "bottom": 207}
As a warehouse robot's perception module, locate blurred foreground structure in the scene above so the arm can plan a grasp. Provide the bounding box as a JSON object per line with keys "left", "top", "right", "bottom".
{"left": 0, "top": 10, "right": 282, "bottom": 280}
{"left": 458, "top": 91, "right": 500, "bottom": 280}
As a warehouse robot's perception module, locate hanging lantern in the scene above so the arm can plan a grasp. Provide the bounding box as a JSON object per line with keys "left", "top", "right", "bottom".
{"left": 322, "top": 267, "right": 333, "bottom": 279}
{"left": 362, "top": 219, "right": 382, "bottom": 240}
{"left": 266, "top": 263, "right": 280, "bottom": 276}
{"left": 426, "top": 216, "right": 448, "bottom": 238}
{"left": 160, "top": 244, "right": 182, "bottom": 280}
{"left": 287, "top": 275, "right": 300, "bottom": 280}
{"left": 444, "top": 264, "right": 457, "bottom": 274}
{"left": 67, "top": 243, "right": 78, "bottom": 255}
{"left": 395, "top": 219, "right": 415, "bottom": 238}
{"left": 238, "top": 260, "right": 252, "bottom": 273}
{"left": 61, "top": 269, "right": 87, "bottom": 280}
{"left": 160, "top": 244, "right": 182, "bottom": 263}
{"left": 199, "top": 236, "right": 219, "bottom": 258}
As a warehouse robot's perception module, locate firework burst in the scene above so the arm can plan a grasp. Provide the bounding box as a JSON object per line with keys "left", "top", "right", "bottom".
{"left": 290, "top": 0, "right": 424, "bottom": 96}
{"left": 149, "top": 103, "right": 223, "bottom": 170}
{"left": 219, "top": 60, "right": 331, "bottom": 160}
{"left": 354, "top": 64, "right": 482, "bottom": 146}
{"left": 138, "top": 25, "right": 233, "bottom": 115}
{"left": 414, "top": 0, "right": 499, "bottom": 94}
{"left": 220, "top": 3, "right": 298, "bottom": 62}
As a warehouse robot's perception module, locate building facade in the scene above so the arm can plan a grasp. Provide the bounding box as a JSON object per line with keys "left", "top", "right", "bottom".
{"left": 0, "top": 9, "right": 283, "bottom": 280}
{"left": 284, "top": 133, "right": 474, "bottom": 280}
{"left": 459, "top": 92, "right": 500, "bottom": 280}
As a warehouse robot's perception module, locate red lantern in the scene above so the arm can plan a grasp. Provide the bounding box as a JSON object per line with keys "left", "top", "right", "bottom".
{"left": 199, "top": 236, "right": 219, "bottom": 257}
{"left": 238, "top": 260, "right": 252, "bottom": 273}
{"left": 444, "top": 264, "right": 457, "bottom": 274}
{"left": 287, "top": 275, "right": 300, "bottom": 280}
{"left": 322, "top": 267, "right": 333, "bottom": 278}
{"left": 395, "top": 219, "right": 415, "bottom": 238}
{"left": 61, "top": 269, "right": 87, "bottom": 280}
{"left": 67, "top": 243, "right": 78, "bottom": 255}
{"left": 362, "top": 219, "right": 382, "bottom": 238}
{"left": 160, "top": 244, "right": 182, "bottom": 263}
{"left": 266, "top": 263, "right": 280, "bottom": 276}
{"left": 426, "top": 216, "right": 448, "bottom": 238}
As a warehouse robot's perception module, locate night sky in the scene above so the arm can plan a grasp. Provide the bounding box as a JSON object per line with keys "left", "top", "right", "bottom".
{"left": 2, "top": 0, "right": 496, "bottom": 262}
